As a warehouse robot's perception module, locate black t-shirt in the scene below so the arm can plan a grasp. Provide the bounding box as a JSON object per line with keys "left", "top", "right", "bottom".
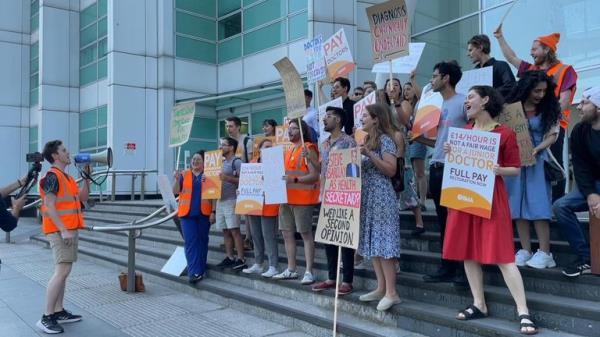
{"left": 475, "top": 58, "right": 516, "bottom": 98}
{"left": 0, "top": 197, "right": 17, "bottom": 232}
{"left": 571, "top": 122, "right": 600, "bottom": 198}
{"left": 342, "top": 97, "right": 355, "bottom": 135}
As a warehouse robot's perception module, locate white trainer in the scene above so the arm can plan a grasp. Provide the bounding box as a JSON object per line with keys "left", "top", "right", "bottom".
{"left": 515, "top": 249, "right": 532, "bottom": 267}
{"left": 272, "top": 268, "right": 299, "bottom": 280}
{"left": 261, "top": 266, "right": 279, "bottom": 278}
{"left": 242, "top": 263, "right": 263, "bottom": 274}
{"left": 301, "top": 271, "right": 315, "bottom": 285}
{"left": 526, "top": 249, "right": 556, "bottom": 269}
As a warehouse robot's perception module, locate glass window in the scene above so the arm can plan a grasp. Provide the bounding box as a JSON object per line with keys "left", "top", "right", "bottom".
{"left": 80, "top": 44, "right": 98, "bottom": 67}
{"left": 243, "top": 21, "right": 285, "bottom": 55}
{"left": 98, "top": 17, "right": 107, "bottom": 38}
{"left": 31, "top": 0, "right": 39, "bottom": 15}
{"left": 80, "top": 3, "right": 97, "bottom": 29}
{"left": 190, "top": 117, "right": 218, "bottom": 139}
{"left": 98, "top": 105, "right": 108, "bottom": 126}
{"left": 30, "top": 58, "right": 39, "bottom": 73}
{"left": 289, "top": 11, "right": 307, "bottom": 40}
{"left": 80, "top": 129, "right": 97, "bottom": 149}
{"left": 218, "top": 12, "right": 241, "bottom": 39}
{"left": 176, "top": 11, "right": 216, "bottom": 41}
{"left": 413, "top": 0, "right": 478, "bottom": 34}
{"left": 176, "top": 0, "right": 216, "bottom": 17}
{"left": 80, "top": 63, "right": 98, "bottom": 86}
{"left": 31, "top": 14, "right": 39, "bottom": 32}
{"left": 30, "top": 74, "right": 38, "bottom": 90}
{"left": 218, "top": 36, "right": 241, "bottom": 63}
{"left": 98, "top": 38, "right": 107, "bottom": 58}
{"left": 80, "top": 109, "right": 97, "bottom": 130}
{"left": 98, "top": 0, "right": 107, "bottom": 17}
{"left": 98, "top": 127, "right": 107, "bottom": 146}
{"left": 218, "top": 0, "right": 241, "bottom": 17}
{"left": 289, "top": 0, "right": 307, "bottom": 13}
{"left": 30, "top": 42, "right": 39, "bottom": 59}
{"left": 80, "top": 23, "right": 97, "bottom": 46}
{"left": 29, "top": 126, "right": 38, "bottom": 153}
{"left": 244, "top": 0, "right": 260, "bottom": 6}
{"left": 176, "top": 36, "right": 216, "bottom": 63}
{"left": 97, "top": 58, "right": 107, "bottom": 79}
{"left": 244, "top": 0, "right": 285, "bottom": 31}
{"left": 251, "top": 109, "right": 284, "bottom": 135}
{"left": 413, "top": 15, "right": 478, "bottom": 85}
{"left": 30, "top": 89, "right": 38, "bottom": 106}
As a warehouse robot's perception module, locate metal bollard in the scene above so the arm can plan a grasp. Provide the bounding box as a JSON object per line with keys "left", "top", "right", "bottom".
{"left": 130, "top": 175, "right": 136, "bottom": 200}
{"left": 127, "top": 228, "right": 136, "bottom": 293}
{"left": 111, "top": 172, "right": 116, "bottom": 201}
{"left": 140, "top": 172, "right": 146, "bottom": 201}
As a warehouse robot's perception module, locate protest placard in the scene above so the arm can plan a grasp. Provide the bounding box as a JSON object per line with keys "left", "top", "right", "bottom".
{"left": 261, "top": 146, "right": 288, "bottom": 204}
{"left": 235, "top": 163, "right": 264, "bottom": 216}
{"left": 169, "top": 102, "right": 196, "bottom": 148}
{"left": 366, "top": 0, "right": 410, "bottom": 62}
{"left": 315, "top": 148, "right": 361, "bottom": 250}
{"left": 274, "top": 57, "right": 306, "bottom": 120}
{"left": 317, "top": 97, "right": 343, "bottom": 145}
{"left": 353, "top": 91, "right": 376, "bottom": 129}
{"left": 323, "top": 28, "right": 355, "bottom": 79}
{"left": 201, "top": 150, "right": 223, "bottom": 199}
{"left": 157, "top": 174, "right": 178, "bottom": 212}
{"left": 455, "top": 67, "right": 494, "bottom": 95}
{"left": 441, "top": 127, "right": 501, "bottom": 219}
{"left": 275, "top": 123, "right": 293, "bottom": 152}
{"left": 411, "top": 84, "right": 443, "bottom": 140}
{"left": 496, "top": 102, "right": 536, "bottom": 166}
{"left": 304, "top": 35, "right": 327, "bottom": 85}
{"left": 371, "top": 43, "right": 425, "bottom": 74}
{"left": 252, "top": 136, "right": 275, "bottom": 161}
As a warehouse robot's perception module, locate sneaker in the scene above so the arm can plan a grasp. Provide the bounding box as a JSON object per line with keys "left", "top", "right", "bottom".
{"left": 301, "top": 271, "right": 316, "bottom": 285}
{"left": 525, "top": 249, "right": 556, "bottom": 269}
{"left": 242, "top": 263, "right": 263, "bottom": 274}
{"left": 562, "top": 262, "right": 592, "bottom": 278}
{"left": 53, "top": 309, "right": 82, "bottom": 323}
{"left": 312, "top": 280, "right": 336, "bottom": 292}
{"left": 354, "top": 260, "right": 371, "bottom": 270}
{"left": 515, "top": 249, "right": 533, "bottom": 267}
{"left": 216, "top": 257, "right": 235, "bottom": 268}
{"left": 261, "top": 266, "right": 279, "bottom": 278}
{"left": 189, "top": 274, "right": 204, "bottom": 284}
{"left": 36, "top": 314, "right": 64, "bottom": 334}
{"left": 232, "top": 258, "right": 247, "bottom": 270}
{"left": 272, "top": 268, "right": 299, "bottom": 280}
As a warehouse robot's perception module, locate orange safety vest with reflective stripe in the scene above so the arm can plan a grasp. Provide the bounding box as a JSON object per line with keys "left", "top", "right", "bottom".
{"left": 178, "top": 170, "right": 212, "bottom": 217}
{"left": 284, "top": 143, "right": 320, "bottom": 205}
{"left": 39, "top": 167, "right": 85, "bottom": 234}
{"left": 528, "top": 62, "right": 576, "bottom": 129}
{"left": 251, "top": 157, "right": 280, "bottom": 217}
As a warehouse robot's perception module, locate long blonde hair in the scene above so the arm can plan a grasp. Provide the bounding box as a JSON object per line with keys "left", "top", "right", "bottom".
{"left": 364, "top": 103, "right": 396, "bottom": 151}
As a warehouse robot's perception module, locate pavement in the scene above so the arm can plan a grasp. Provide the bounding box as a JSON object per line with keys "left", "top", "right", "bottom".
{"left": 0, "top": 219, "right": 312, "bottom": 337}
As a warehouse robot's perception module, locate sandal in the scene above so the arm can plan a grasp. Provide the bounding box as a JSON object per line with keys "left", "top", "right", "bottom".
{"left": 518, "top": 314, "right": 538, "bottom": 335}
{"left": 456, "top": 305, "right": 488, "bottom": 321}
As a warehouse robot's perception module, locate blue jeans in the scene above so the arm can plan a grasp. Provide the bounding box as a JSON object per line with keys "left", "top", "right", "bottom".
{"left": 552, "top": 181, "right": 600, "bottom": 264}
{"left": 180, "top": 215, "right": 211, "bottom": 276}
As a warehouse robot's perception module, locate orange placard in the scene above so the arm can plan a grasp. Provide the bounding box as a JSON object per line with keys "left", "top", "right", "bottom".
{"left": 201, "top": 150, "right": 223, "bottom": 199}
{"left": 323, "top": 29, "right": 356, "bottom": 79}
{"left": 275, "top": 124, "right": 293, "bottom": 152}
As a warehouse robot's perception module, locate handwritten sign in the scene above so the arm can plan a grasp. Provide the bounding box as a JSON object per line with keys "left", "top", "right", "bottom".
{"left": 315, "top": 148, "right": 361, "bottom": 249}
{"left": 496, "top": 102, "right": 536, "bottom": 166}
{"left": 371, "top": 42, "right": 425, "bottom": 74}
{"left": 304, "top": 35, "right": 327, "bottom": 85}
{"left": 455, "top": 67, "right": 494, "bottom": 95}
{"left": 262, "top": 146, "right": 288, "bottom": 204}
{"left": 317, "top": 97, "right": 343, "bottom": 145}
{"left": 169, "top": 102, "right": 195, "bottom": 147}
{"left": 366, "top": 0, "right": 410, "bottom": 63}
{"left": 274, "top": 57, "right": 306, "bottom": 119}
{"left": 411, "top": 84, "right": 443, "bottom": 140}
{"left": 235, "top": 163, "right": 264, "bottom": 215}
{"left": 201, "top": 150, "right": 223, "bottom": 199}
{"left": 441, "top": 127, "right": 500, "bottom": 219}
{"left": 353, "top": 91, "right": 376, "bottom": 129}
{"left": 323, "top": 28, "right": 355, "bottom": 79}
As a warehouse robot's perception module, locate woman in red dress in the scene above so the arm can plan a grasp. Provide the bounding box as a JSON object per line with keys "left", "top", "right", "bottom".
{"left": 442, "top": 86, "right": 537, "bottom": 335}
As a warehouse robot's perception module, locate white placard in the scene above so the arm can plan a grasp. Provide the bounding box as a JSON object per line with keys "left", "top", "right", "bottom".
{"left": 371, "top": 43, "right": 426, "bottom": 74}
{"left": 262, "top": 146, "right": 288, "bottom": 204}
{"left": 352, "top": 91, "right": 376, "bottom": 129}
{"left": 455, "top": 67, "right": 494, "bottom": 95}
{"left": 157, "top": 174, "right": 178, "bottom": 212}
{"left": 161, "top": 246, "right": 187, "bottom": 276}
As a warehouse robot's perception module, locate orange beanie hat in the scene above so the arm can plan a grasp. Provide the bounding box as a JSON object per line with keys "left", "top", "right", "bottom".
{"left": 536, "top": 33, "right": 560, "bottom": 52}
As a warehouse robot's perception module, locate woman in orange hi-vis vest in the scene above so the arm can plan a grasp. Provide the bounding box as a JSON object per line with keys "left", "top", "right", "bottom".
{"left": 173, "top": 150, "right": 213, "bottom": 283}
{"left": 242, "top": 138, "right": 280, "bottom": 278}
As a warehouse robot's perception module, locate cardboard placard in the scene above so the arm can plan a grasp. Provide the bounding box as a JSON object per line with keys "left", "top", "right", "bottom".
{"left": 274, "top": 57, "right": 306, "bottom": 120}
{"left": 169, "top": 102, "right": 196, "bottom": 147}
{"left": 315, "top": 148, "right": 361, "bottom": 249}
{"left": 201, "top": 150, "right": 223, "bottom": 199}
{"left": 440, "top": 128, "right": 500, "bottom": 219}
{"left": 371, "top": 42, "right": 425, "bottom": 74}
{"left": 496, "top": 102, "right": 536, "bottom": 166}
{"left": 366, "top": 0, "right": 410, "bottom": 63}
{"left": 252, "top": 136, "right": 276, "bottom": 161}
{"left": 262, "top": 146, "right": 288, "bottom": 204}
{"left": 317, "top": 97, "right": 343, "bottom": 145}
{"left": 304, "top": 35, "right": 327, "bottom": 85}
{"left": 235, "top": 163, "right": 264, "bottom": 216}
{"left": 323, "top": 28, "right": 356, "bottom": 79}
{"left": 161, "top": 246, "right": 187, "bottom": 276}
{"left": 455, "top": 67, "right": 494, "bottom": 95}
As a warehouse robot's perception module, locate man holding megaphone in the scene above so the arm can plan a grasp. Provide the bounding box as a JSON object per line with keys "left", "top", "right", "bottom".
{"left": 36, "top": 140, "right": 90, "bottom": 334}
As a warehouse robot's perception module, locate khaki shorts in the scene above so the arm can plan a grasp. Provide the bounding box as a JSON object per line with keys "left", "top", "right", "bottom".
{"left": 47, "top": 231, "right": 79, "bottom": 264}
{"left": 216, "top": 199, "right": 240, "bottom": 230}
{"left": 278, "top": 204, "right": 315, "bottom": 233}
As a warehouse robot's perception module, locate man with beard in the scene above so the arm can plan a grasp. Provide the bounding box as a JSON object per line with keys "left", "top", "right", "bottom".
{"left": 553, "top": 87, "right": 600, "bottom": 278}
{"left": 495, "top": 27, "right": 577, "bottom": 200}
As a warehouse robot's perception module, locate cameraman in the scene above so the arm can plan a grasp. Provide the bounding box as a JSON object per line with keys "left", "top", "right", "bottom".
{"left": 0, "top": 175, "right": 28, "bottom": 232}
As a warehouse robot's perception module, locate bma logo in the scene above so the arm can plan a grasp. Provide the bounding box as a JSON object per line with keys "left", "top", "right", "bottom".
{"left": 458, "top": 194, "right": 474, "bottom": 203}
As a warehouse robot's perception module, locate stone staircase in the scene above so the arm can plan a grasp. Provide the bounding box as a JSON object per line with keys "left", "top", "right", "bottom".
{"left": 30, "top": 200, "right": 600, "bottom": 337}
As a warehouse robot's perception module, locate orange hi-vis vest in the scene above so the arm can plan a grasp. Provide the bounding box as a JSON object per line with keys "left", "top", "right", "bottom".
{"left": 178, "top": 170, "right": 212, "bottom": 217}
{"left": 251, "top": 157, "right": 279, "bottom": 217}
{"left": 284, "top": 143, "right": 320, "bottom": 205}
{"left": 39, "top": 167, "right": 85, "bottom": 235}
{"left": 528, "top": 62, "right": 576, "bottom": 129}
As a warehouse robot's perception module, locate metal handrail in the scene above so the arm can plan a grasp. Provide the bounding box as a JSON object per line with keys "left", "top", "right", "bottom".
{"left": 87, "top": 204, "right": 176, "bottom": 232}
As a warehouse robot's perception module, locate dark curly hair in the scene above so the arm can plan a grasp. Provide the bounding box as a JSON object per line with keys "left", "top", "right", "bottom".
{"left": 469, "top": 85, "right": 505, "bottom": 118}
{"left": 506, "top": 70, "right": 561, "bottom": 135}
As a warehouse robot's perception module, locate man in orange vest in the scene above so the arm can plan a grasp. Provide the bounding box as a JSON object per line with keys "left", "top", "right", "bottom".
{"left": 272, "top": 119, "right": 320, "bottom": 285}
{"left": 37, "top": 140, "right": 89, "bottom": 334}
{"left": 495, "top": 26, "right": 577, "bottom": 200}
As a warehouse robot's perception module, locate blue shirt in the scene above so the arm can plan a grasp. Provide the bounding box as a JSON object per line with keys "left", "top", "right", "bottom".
{"left": 179, "top": 173, "right": 203, "bottom": 217}
{"left": 431, "top": 93, "right": 467, "bottom": 164}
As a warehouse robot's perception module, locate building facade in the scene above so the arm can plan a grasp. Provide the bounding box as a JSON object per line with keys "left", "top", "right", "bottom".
{"left": 1, "top": 0, "right": 598, "bottom": 194}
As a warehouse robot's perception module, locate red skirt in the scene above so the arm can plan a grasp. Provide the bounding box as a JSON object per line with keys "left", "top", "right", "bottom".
{"left": 442, "top": 178, "right": 515, "bottom": 264}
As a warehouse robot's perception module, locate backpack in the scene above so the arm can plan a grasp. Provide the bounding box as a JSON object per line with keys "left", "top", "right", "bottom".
{"left": 242, "top": 136, "right": 250, "bottom": 163}
{"left": 391, "top": 157, "right": 405, "bottom": 193}
{"left": 231, "top": 157, "right": 242, "bottom": 177}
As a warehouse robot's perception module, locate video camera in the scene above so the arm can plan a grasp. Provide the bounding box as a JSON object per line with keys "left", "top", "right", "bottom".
{"left": 17, "top": 152, "right": 44, "bottom": 198}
